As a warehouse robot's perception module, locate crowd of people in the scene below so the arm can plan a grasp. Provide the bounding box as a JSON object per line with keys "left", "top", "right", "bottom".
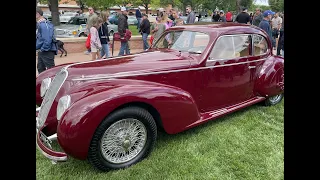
{"left": 36, "top": 5, "right": 284, "bottom": 74}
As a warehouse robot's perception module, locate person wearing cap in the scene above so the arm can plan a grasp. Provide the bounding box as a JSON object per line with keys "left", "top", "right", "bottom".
{"left": 259, "top": 10, "right": 275, "bottom": 41}
{"left": 139, "top": 14, "right": 151, "bottom": 51}
{"left": 118, "top": 7, "right": 130, "bottom": 56}
{"left": 212, "top": 9, "right": 220, "bottom": 22}
{"left": 235, "top": 7, "right": 250, "bottom": 24}
{"left": 218, "top": 10, "right": 226, "bottom": 22}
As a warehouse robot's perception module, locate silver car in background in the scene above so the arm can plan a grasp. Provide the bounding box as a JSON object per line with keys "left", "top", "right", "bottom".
{"left": 55, "top": 16, "right": 118, "bottom": 38}
{"left": 54, "top": 16, "right": 87, "bottom": 38}
{"left": 60, "top": 12, "right": 79, "bottom": 23}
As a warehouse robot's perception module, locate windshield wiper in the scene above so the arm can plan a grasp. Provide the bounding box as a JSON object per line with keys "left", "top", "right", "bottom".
{"left": 188, "top": 51, "right": 202, "bottom": 54}
{"left": 178, "top": 50, "right": 202, "bottom": 54}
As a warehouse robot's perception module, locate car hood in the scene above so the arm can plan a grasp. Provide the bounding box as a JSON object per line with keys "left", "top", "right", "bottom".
{"left": 55, "top": 24, "right": 79, "bottom": 30}
{"left": 66, "top": 49, "right": 192, "bottom": 81}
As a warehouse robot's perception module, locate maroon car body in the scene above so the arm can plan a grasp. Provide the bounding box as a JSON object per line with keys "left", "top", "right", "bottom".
{"left": 36, "top": 23, "right": 284, "bottom": 171}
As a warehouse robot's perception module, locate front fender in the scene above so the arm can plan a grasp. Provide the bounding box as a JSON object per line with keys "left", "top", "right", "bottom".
{"left": 255, "top": 56, "right": 284, "bottom": 97}
{"left": 57, "top": 79, "right": 200, "bottom": 160}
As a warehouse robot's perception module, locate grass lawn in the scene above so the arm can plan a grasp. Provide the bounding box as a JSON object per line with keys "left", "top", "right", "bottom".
{"left": 129, "top": 25, "right": 140, "bottom": 36}
{"left": 37, "top": 99, "right": 284, "bottom": 180}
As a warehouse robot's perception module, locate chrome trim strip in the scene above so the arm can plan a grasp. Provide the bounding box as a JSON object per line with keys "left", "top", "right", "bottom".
{"left": 38, "top": 68, "right": 69, "bottom": 128}
{"left": 209, "top": 108, "right": 228, "bottom": 115}
{"left": 47, "top": 133, "right": 58, "bottom": 141}
{"left": 36, "top": 140, "right": 68, "bottom": 162}
{"left": 65, "top": 54, "right": 141, "bottom": 69}
{"left": 72, "top": 59, "right": 265, "bottom": 81}
{"left": 36, "top": 107, "right": 41, "bottom": 112}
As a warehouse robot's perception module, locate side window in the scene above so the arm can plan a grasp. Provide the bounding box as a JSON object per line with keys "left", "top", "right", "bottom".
{"left": 209, "top": 35, "right": 251, "bottom": 60}
{"left": 233, "top": 35, "right": 251, "bottom": 57}
{"left": 79, "top": 19, "right": 86, "bottom": 24}
{"left": 253, "top": 34, "right": 268, "bottom": 56}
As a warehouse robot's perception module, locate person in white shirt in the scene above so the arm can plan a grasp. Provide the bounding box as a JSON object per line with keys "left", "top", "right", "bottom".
{"left": 271, "top": 12, "right": 283, "bottom": 50}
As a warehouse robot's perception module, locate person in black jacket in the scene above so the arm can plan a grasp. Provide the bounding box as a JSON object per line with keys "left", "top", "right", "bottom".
{"left": 140, "top": 14, "right": 151, "bottom": 51}
{"left": 118, "top": 7, "right": 130, "bottom": 56}
{"left": 98, "top": 11, "right": 110, "bottom": 58}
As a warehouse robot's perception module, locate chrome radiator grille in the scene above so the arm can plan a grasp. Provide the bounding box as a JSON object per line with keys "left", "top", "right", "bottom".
{"left": 37, "top": 68, "right": 68, "bottom": 128}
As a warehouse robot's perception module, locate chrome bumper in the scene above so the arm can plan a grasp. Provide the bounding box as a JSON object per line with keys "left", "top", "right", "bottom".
{"left": 36, "top": 107, "right": 68, "bottom": 163}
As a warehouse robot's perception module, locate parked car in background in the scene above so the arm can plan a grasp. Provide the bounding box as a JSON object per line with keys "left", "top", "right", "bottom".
{"left": 180, "top": 16, "right": 187, "bottom": 24}
{"left": 55, "top": 16, "right": 118, "bottom": 38}
{"left": 60, "top": 13, "right": 79, "bottom": 23}
{"left": 199, "top": 16, "right": 212, "bottom": 22}
{"left": 36, "top": 23, "right": 284, "bottom": 172}
{"left": 43, "top": 12, "right": 51, "bottom": 20}
{"left": 127, "top": 15, "right": 138, "bottom": 25}
{"left": 54, "top": 16, "right": 87, "bottom": 38}
{"left": 109, "top": 14, "right": 119, "bottom": 25}
{"left": 84, "top": 20, "right": 118, "bottom": 37}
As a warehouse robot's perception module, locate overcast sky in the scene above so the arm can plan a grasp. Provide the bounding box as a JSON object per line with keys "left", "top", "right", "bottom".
{"left": 254, "top": 0, "right": 269, "bottom": 6}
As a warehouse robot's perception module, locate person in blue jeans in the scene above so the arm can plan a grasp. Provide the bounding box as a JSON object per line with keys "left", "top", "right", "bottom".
{"left": 136, "top": 8, "right": 142, "bottom": 30}
{"left": 118, "top": 7, "right": 130, "bottom": 56}
{"left": 98, "top": 11, "right": 110, "bottom": 58}
{"left": 139, "top": 14, "right": 150, "bottom": 51}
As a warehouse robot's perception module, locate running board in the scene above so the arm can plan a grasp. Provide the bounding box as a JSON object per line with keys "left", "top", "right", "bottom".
{"left": 186, "top": 96, "right": 266, "bottom": 129}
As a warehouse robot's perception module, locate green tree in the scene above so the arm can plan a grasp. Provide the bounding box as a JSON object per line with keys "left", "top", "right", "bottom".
{"left": 268, "top": 0, "right": 284, "bottom": 12}
{"left": 75, "top": 0, "right": 85, "bottom": 10}
{"left": 134, "top": 0, "right": 153, "bottom": 14}
{"left": 80, "top": 0, "right": 116, "bottom": 10}
{"left": 38, "top": 0, "right": 60, "bottom": 25}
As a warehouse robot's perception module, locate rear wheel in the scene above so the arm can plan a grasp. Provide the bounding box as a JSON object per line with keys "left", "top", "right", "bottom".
{"left": 88, "top": 107, "right": 157, "bottom": 171}
{"left": 79, "top": 33, "right": 87, "bottom": 37}
{"left": 264, "top": 93, "right": 284, "bottom": 106}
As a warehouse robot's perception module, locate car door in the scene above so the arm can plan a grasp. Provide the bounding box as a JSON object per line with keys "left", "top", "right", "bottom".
{"left": 248, "top": 34, "right": 270, "bottom": 84}
{"left": 198, "top": 34, "right": 254, "bottom": 112}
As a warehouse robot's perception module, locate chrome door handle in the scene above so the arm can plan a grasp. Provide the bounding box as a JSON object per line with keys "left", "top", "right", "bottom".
{"left": 248, "top": 66, "right": 256, "bottom": 69}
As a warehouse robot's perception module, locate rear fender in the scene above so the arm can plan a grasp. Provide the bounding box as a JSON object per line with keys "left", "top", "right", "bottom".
{"left": 254, "top": 56, "right": 284, "bottom": 97}
{"left": 57, "top": 79, "right": 200, "bottom": 159}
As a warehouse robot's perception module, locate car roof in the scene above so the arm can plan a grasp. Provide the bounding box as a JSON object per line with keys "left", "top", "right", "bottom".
{"left": 169, "top": 22, "right": 265, "bottom": 36}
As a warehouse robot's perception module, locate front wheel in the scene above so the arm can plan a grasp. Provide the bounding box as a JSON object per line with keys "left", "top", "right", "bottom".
{"left": 79, "top": 33, "right": 87, "bottom": 37}
{"left": 88, "top": 107, "right": 157, "bottom": 171}
{"left": 109, "top": 30, "right": 114, "bottom": 37}
{"left": 264, "top": 93, "right": 284, "bottom": 106}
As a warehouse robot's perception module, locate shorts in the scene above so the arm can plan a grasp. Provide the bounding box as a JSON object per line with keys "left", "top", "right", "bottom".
{"left": 91, "top": 47, "right": 98, "bottom": 53}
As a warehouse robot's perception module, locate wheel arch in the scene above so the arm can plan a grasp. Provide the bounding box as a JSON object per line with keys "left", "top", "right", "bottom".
{"left": 110, "top": 101, "right": 163, "bottom": 130}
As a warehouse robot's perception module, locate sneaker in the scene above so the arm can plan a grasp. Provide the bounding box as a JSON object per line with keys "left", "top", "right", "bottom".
{"left": 84, "top": 51, "right": 90, "bottom": 55}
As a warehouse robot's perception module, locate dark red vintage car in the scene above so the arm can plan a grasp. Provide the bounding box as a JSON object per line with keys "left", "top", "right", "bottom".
{"left": 36, "top": 23, "right": 284, "bottom": 171}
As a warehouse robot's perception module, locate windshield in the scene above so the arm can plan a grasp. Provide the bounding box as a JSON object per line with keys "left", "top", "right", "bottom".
{"left": 152, "top": 30, "right": 210, "bottom": 54}
{"left": 67, "top": 17, "right": 87, "bottom": 25}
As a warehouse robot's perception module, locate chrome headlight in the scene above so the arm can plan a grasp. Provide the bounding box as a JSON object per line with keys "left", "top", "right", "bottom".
{"left": 57, "top": 95, "right": 71, "bottom": 121}
{"left": 40, "top": 78, "right": 52, "bottom": 97}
